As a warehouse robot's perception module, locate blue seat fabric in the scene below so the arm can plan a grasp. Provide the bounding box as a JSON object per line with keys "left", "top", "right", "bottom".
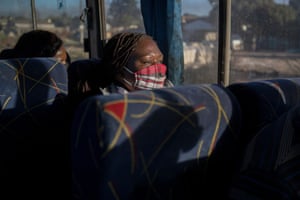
{"left": 71, "top": 84, "right": 242, "bottom": 199}
{"left": 0, "top": 57, "right": 69, "bottom": 199}
{"left": 227, "top": 78, "right": 300, "bottom": 144}
{"left": 228, "top": 105, "right": 300, "bottom": 199}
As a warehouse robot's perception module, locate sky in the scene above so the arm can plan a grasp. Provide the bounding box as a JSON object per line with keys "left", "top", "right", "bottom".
{"left": 0, "top": 0, "right": 290, "bottom": 18}
{"left": 182, "top": 0, "right": 212, "bottom": 16}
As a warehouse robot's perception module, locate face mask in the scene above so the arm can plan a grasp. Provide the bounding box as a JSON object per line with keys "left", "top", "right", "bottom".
{"left": 123, "top": 63, "right": 167, "bottom": 90}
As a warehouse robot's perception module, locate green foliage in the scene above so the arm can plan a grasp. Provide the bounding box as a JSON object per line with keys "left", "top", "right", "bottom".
{"left": 290, "top": 0, "right": 300, "bottom": 12}
{"left": 107, "top": 0, "right": 143, "bottom": 29}
{"left": 271, "top": 5, "right": 297, "bottom": 26}
{"left": 289, "top": 0, "right": 300, "bottom": 23}
{"left": 208, "top": 0, "right": 298, "bottom": 50}
{"left": 230, "top": 0, "right": 295, "bottom": 32}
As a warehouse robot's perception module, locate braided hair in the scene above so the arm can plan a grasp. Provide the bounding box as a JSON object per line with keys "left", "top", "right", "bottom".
{"left": 100, "top": 32, "right": 146, "bottom": 87}
{"left": 104, "top": 32, "right": 144, "bottom": 72}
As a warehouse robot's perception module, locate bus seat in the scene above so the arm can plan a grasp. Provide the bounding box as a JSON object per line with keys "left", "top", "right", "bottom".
{"left": 0, "top": 57, "right": 68, "bottom": 111}
{"left": 228, "top": 105, "right": 300, "bottom": 199}
{"left": 71, "top": 84, "right": 242, "bottom": 199}
{"left": 227, "top": 78, "right": 300, "bottom": 145}
{"left": 0, "top": 57, "right": 69, "bottom": 199}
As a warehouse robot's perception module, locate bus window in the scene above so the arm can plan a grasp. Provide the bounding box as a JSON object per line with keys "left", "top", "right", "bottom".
{"left": 0, "top": 0, "right": 89, "bottom": 61}
{"left": 182, "top": 0, "right": 219, "bottom": 84}
{"left": 0, "top": 1, "right": 31, "bottom": 50}
{"left": 5, "top": 1, "right": 299, "bottom": 85}
{"left": 104, "top": 0, "right": 145, "bottom": 39}
{"left": 103, "top": 0, "right": 219, "bottom": 85}
{"left": 230, "top": 0, "right": 300, "bottom": 83}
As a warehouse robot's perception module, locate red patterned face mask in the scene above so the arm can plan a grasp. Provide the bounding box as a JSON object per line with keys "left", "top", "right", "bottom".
{"left": 123, "top": 63, "right": 167, "bottom": 90}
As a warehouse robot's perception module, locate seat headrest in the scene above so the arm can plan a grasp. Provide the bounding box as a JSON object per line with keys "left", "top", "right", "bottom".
{"left": 0, "top": 57, "right": 68, "bottom": 111}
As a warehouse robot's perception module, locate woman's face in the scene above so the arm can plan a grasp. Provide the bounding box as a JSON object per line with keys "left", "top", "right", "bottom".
{"left": 118, "top": 36, "right": 165, "bottom": 91}
{"left": 127, "top": 36, "right": 164, "bottom": 71}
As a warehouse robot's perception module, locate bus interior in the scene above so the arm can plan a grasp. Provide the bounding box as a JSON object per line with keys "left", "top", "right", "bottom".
{"left": 1, "top": 0, "right": 300, "bottom": 199}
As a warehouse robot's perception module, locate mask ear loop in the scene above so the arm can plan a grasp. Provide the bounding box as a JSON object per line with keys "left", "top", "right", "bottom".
{"left": 122, "top": 66, "right": 136, "bottom": 87}
{"left": 122, "top": 78, "right": 135, "bottom": 87}
{"left": 123, "top": 66, "right": 135, "bottom": 74}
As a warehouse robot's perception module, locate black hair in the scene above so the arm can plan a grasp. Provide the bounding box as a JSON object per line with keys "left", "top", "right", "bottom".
{"left": 13, "top": 30, "right": 63, "bottom": 58}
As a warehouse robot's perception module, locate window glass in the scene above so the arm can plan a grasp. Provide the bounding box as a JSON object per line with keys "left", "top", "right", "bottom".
{"left": 0, "top": 0, "right": 88, "bottom": 61}
{"left": 104, "top": 0, "right": 219, "bottom": 84}
{"left": 182, "top": 0, "right": 219, "bottom": 84}
{"left": 0, "top": 1, "right": 31, "bottom": 50}
{"left": 230, "top": 0, "right": 300, "bottom": 83}
{"left": 104, "top": 0, "right": 145, "bottom": 39}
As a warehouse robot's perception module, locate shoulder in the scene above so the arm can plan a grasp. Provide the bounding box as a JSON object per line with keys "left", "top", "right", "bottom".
{"left": 101, "top": 83, "right": 128, "bottom": 95}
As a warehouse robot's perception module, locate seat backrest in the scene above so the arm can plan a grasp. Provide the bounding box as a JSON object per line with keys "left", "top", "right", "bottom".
{"left": 0, "top": 57, "right": 69, "bottom": 199}
{"left": 0, "top": 57, "right": 68, "bottom": 111}
{"left": 228, "top": 105, "right": 300, "bottom": 199}
{"left": 227, "top": 78, "right": 300, "bottom": 144}
{"left": 71, "top": 84, "right": 242, "bottom": 199}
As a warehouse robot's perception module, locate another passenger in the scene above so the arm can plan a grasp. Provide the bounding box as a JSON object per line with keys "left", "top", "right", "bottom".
{"left": 67, "top": 59, "right": 103, "bottom": 108}
{"left": 8, "top": 29, "right": 70, "bottom": 66}
{"left": 100, "top": 32, "right": 173, "bottom": 94}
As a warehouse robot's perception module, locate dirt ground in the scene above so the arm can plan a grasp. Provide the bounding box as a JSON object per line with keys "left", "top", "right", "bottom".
{"left": 183, "top": 51, "right": 300, "bottom": 84}
{"left": 229, "top": 51, "right": 300, "bottom": 82}
{"left": 231, "top": 51, "right": 300, "bottom": 75}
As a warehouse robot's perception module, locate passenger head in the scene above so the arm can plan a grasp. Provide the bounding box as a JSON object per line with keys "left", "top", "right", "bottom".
{"left": 102, "top": 32, "right": 168, "bottom": 92}
{"left": 12, "top": 29, "right": 69, "bottom": 65}
{"left": 67, "top": 59, "right": 102, "bottom": 102}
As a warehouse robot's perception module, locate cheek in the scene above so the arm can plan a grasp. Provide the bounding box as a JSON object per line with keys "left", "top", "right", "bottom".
{"left": 127, "top": 56, "right": 143, "bottom": 71}
{"left": 123, "top": 70, "right": 136, "bottom": 82}
{"left": 55, "top": 50, "right": 67, "bottom": 64}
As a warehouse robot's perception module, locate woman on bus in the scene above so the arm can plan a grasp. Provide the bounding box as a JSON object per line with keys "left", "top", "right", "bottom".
{"left": 100, "top": 32, "right": 173, "bottom": 94}
{"left": 61, "top": 32, "right": 173, "bottom": 118}
{"left": 7, "top": 29, "right": 70, "bottom": 66}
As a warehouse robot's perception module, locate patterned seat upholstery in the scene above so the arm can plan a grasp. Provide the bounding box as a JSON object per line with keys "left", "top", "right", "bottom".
{"left": 0, "top": 56, "right": 68, "bottom": 143}
{"left": 71, "top": 84, "right": 242, "bottom": 200}
{"left": 0, "top": 57, "right": 67, "bottom": 111}
{"left": 228, "top": 105, "right": 300, "bottom": 199}
{"left": 227, "top": 78, "right": 300, "bottom": 144}
{"left": 0, "top": 57, "right": 69, "bottom": 199}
